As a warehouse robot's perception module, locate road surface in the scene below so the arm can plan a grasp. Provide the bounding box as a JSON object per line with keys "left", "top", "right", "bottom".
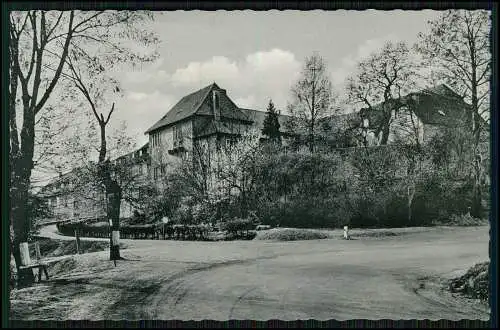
{"left": 13, "top": 225, "right": 489, "bottom": 320}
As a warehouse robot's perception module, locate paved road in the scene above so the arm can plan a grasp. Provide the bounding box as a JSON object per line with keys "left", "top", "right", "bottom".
{"left": 23, "top": 225, "right": 489, "bottom": 320}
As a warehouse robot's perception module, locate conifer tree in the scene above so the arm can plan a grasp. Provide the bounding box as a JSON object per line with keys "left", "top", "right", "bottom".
{"left": 261, "top": 100, "right": 282, "bottom": 145}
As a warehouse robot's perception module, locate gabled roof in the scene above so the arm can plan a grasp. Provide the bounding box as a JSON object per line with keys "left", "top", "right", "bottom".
{"left": 420, "top": 84, "right": 464, "bottom": 100}
{"left": 361, "top": 84, "right": 473, "bottom": 127}
{"left": 145, "top": 83, "right": 217, "bottom": 134}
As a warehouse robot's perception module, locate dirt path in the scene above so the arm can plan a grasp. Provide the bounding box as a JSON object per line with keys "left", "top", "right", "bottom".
{"left": 12, "top": 225, "right": 490, "bottom": 320}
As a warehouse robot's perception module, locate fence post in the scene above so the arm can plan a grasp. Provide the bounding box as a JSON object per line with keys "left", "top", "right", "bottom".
{"left": 19, "top": 242, "right": 31, "bottom": 266}
{"left": 74, "top": 229, "right": 81, "bottom": 254}
{"left": 35, "top": 241, "right": 42, "bottom": 261}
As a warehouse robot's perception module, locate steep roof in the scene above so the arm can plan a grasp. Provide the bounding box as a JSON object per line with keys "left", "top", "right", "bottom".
{"left": 145, "top": 83, "right": 216, "bottom": 134}
{"left": 145, "top": 83, "right": 255, "bottom": 134}
{"left": 361, "top": 84, "right": 473, "bottom": 127}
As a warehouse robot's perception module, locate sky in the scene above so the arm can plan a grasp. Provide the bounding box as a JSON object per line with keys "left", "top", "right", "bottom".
{"left": 110, "top": 9, "right": 442, "bottom": 147}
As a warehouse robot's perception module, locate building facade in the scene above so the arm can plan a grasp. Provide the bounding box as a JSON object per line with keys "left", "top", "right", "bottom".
{"left": 40, "top": 82, "right": 483, "bottom": 223}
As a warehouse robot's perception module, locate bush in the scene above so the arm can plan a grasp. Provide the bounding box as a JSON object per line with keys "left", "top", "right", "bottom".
{"left": 449, "top": 261, "right": 489, "bottom": 302}
{"left": 221, "top": 218, "right": 255, "bottom": 234}
{"left": 254, "top": 228, "right": 331, "bottom": 241}
{"left": 434, "top": 213, "right": 488, "bottom": 226}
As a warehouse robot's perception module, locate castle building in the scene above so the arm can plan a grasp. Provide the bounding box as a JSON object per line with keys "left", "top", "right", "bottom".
{"left": 39, "top": 82, "right": 485, "bottom": 223}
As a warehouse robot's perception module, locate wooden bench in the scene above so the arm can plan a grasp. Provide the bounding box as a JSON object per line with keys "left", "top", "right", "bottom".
{"left": 19, "top": 262, "right": 49, "bottom": 282}
{"left": 19, "top": 241, "right": 50, "bottom": 282}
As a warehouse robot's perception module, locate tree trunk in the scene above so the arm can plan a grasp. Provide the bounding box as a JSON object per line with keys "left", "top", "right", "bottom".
{"left": 10, "top": 101, "right": 37, "bottom": 287}
{"left": 469, "top": 35, "right": 483, "bottom": 219}
{"left": 471, "top": 154, "right": 483, "bottom": 219}
{"left": 407, "top": 185, "right": 415, "bottom": 225}
{"left": 380, "top": 115, "right": 391, "bottom": 145}
{"left": 10, "top": 176, "right": 35, "bottom": 286}
{"left": 107, "top": 181, "right": 122, "bottom": 260}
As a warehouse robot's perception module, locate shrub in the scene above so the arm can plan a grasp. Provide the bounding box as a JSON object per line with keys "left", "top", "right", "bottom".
{"left": 434, "top": 213, "right": 488, "bottom": 226}
{"left": 221, "top": 218, "right": 254, "bottom": 234}
{"left": 449, "top": 261, "right": 489, "bottom": 302}
{"left": 254, "top": 228, "right": 330, "bottom": 241}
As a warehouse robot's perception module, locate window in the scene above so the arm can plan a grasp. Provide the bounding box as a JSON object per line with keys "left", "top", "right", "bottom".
{"left": 73, "top": 200, "right": 79, "bottom": 209}
{"left": 173, "top": 125, "right": 183, "bottom": 142}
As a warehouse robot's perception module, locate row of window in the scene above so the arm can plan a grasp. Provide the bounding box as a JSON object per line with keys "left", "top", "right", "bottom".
{"left": 151, "top": 132, "right": 161, "bottom": 147}
{"left": 152, "top": 126, "right": 186, "bottom": 147}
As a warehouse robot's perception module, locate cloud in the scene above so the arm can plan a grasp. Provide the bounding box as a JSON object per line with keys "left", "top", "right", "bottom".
{"left": 234, "top": 95, "right": 257, "bottom": 109}
{"left": 331, "top": 34, "right": 398, "bottom": 89}
{"left": 166, "top": 48, "right": 301, "bottom": 110}
{"left": 114, "top": 90, "right": 176, "bottom": 145}
{"left": 113, "top": 48, "right": 302, "bottom": 146}
{"left": 127, "top": 91, "right": 149, "bottom": 102}
{"left": 170, "top": 56, "right": 240, "bottom": 86}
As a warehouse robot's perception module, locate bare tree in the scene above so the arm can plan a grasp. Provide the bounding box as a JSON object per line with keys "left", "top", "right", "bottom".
{"left": 346, "top": 42, "right": 419, "bottom": 145}
{"left": 287, "top": 53, "right": 336, "bottom": 153}
{"left": 217, "top": 129, "right": 263, "bottom": 218}
{"left": 415, "top": 9, "right": 491, "bottom": 218}
{"left": 9, "top": 10, "right": 158, "bottom": 285}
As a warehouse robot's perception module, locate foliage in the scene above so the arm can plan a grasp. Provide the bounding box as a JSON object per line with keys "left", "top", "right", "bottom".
{"left": 220, "top": 218, "right": 255, "bottom": 234}
{"left": 26, "top": 191, "right": 52, "bottom": 239}
{"left": 416, "top": 10, "right": 491, "bottom": 219}
{"left": 261, "top": 99, "right": 282, "bottom": 144}
{"left": 449, "top": 261, "right": 489, "bottom": 302}
{"left": 434, "top": 213, "right": 488, "bottom": 226}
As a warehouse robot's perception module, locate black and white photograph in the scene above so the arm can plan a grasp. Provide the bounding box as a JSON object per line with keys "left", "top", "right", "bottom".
{"left": 6, "top": 4, "right": 494, "bottom": 324}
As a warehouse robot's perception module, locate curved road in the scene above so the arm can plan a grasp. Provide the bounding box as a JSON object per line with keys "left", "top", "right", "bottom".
{"left": 25, "top": 225, "right": 489, "bottom": 320}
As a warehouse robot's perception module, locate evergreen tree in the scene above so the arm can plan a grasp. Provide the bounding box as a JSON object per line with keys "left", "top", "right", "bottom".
{"left": 261, "top": 100, "right": 282, "bottom": 145}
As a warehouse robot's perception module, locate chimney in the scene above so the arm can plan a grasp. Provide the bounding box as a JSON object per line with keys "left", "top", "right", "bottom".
{"left": 212, "top": 90, "right": 221, "bottom": 122}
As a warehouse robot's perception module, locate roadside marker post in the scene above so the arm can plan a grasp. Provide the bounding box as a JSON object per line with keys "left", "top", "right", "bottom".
{"left": 344, "top": 226, "right": 350, "bottom": 240}
{"left": 162, "top": 216, "right": 169, "bottom": 240}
